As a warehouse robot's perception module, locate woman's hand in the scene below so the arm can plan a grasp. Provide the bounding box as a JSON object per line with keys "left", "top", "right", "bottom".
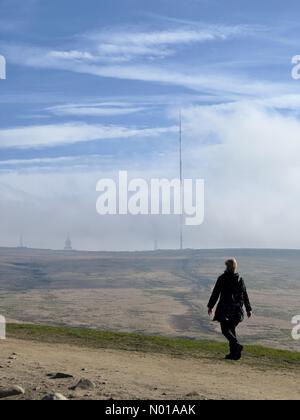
{"left": 208, "top": 308, "right": 213, "bottom": 316}
{"left": 247, "top": 311, "right": 252, "bottom": 318}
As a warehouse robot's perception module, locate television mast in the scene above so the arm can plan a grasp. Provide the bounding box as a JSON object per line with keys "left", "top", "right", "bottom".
{"left": 179, "top": 110, "right": 183, "bottom": 251}
{"left": 18, "top": 235, "right": 26, "bottom": 249}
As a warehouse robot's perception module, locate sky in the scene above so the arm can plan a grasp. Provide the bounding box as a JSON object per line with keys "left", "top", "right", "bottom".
{"left": 1, "top": 0, "right": 300, "bottom": 250}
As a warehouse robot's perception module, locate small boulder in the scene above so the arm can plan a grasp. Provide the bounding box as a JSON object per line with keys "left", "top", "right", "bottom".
{"left": 186, "top": 391, "right": 200, "bottom": 398}
{"left": 42, "top": 393, "right": 68, "bottom": 401}
{"left": 0, "top": 386, "right": 25, "bottom": 399}
{"left": 70, "top": 378, "right": 95, "bottom": 391}
{"left": 49, "top": 372, "right": 74, "bottom": 379}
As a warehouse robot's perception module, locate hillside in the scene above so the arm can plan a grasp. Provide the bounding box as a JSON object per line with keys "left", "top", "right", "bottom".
{"left": 0, "top": 247, "right": 299, "bottom": 351}
{"left": 0, "top": 324, "right": 299, "bottom": 400}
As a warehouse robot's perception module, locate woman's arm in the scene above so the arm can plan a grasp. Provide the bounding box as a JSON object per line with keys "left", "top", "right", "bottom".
{"left": 207, "top": 277, "right": 222, "bottom": 313}
{"left": 241, "top": 279, "right": 252, "bottom": 317}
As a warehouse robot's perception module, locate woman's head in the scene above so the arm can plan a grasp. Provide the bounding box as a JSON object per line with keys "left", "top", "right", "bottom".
{"left": 225, "top": 258, "right": 238, "bottom": 273}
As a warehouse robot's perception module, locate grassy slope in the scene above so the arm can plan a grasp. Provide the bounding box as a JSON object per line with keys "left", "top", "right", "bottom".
{"left": 7, "top": 323, "right": 300, "bottom": 370}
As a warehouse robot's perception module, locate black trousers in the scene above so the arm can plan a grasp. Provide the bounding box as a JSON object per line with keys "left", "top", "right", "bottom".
{"left": 220, "top": 320, "right": 240, "bottom": 352}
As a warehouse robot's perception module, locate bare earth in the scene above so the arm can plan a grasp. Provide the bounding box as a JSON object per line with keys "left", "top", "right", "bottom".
{"left": 0, "top": 339, "right": 299, "bottom": 400}
{"left": 1, "top": 248, "right": 299, "bottom": 351}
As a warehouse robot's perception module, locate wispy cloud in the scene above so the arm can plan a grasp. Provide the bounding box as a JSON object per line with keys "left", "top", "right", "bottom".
{"left": 46, "top": 102, "right": 145, "bottom": 117}
{"left": 79, "top": 24, "right": 248, "bottom": 62}
{"left": 52, "top": 23, "right": 249, "bottom": 64}
{"left": 4, "top": 42, "right": 295, "bottom": 99}
{"left": 0, "top": 122, "right": 177, "bottom": 149}
{"left": 1, "top": 21, "right": 265, "bottom": 99}
{"left": 90, "top": 25, "right": 244, "bottom": 46}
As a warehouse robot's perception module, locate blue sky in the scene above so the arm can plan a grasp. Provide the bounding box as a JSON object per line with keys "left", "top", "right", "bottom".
{"left": 1, "top": 0, "right": 300, "bottom": 250}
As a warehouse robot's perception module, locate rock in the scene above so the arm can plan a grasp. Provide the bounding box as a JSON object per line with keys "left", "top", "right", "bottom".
{"left": 0, "top": 386, "right": 25, "bottom": 399}
{"left": 8, "top": 356, "right": 17, "bottom": 360}
{"left": 186, "top": 391, "right": 200, "bottom": 397}
{"left": 42, "top": 393, "right": 68, "bottom": 401}
{"left": 70, "top": 378, "right": 95, "bottom": 391}
{"left": 49, "top": 372, "right": 74, "bottom": 379}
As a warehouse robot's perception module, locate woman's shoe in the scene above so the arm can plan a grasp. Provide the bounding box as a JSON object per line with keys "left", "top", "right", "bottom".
{"left": 233, "top": 344, "right": 244, "bottom": 360}
{"left": 225, "top": 353, "right": 234, "bottom": 360}
{"left": 225, "top": 343, "right": 237, "bottom": 360}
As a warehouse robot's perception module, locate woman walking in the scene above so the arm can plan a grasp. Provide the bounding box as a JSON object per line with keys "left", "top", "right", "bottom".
{"left": 207, "top": 258, "right": 252, "bottom": 360}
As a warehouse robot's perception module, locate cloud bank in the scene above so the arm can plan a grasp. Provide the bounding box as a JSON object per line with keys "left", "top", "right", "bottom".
{"left": 1, "top": 101, "right": 300, "bottom": 250}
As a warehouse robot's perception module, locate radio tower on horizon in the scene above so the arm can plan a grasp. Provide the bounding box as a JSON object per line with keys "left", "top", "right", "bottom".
{"left": 179, "top": 110, "right": 184, "bottom": 251}
{"left": 18, "top": 235, "right": 27, "bottom": 249}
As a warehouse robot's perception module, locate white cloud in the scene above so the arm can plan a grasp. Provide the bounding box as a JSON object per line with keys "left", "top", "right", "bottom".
{"left": 0, "top": 122, "right": 177, "bottom": 149}
{"left": 4, "top": 42, "right": 295, "bottom": 99}
{"left": 175, "top": 102, "right": 300, "bottom": 248}
{"left": 28, "top": 24, "right": 248, "bottom": 68}
{"left": 49, "top": 50, "right": 95, "bottom": 60}
{"left": 2, "top": 101, "right": 300, "bottom": 249}
{"left": 1, "top": 22, "right": 275, "bottom": 99}
{"left": 47, "top": 103, "right": 145, "bottom": 117}
{"left": 80, "top": 24, "right": 249, "bottom": 61}
{"left": 250, "top": 94, "right": 300, "bottom": 111}
{"left": 91, "top": 26, "right": 243, "bottom": 46}
{"left": 0, "top": 155, "right": 83, "bottom": 167}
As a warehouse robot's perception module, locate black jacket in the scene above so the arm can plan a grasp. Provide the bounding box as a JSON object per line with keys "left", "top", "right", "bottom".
{"left": 208, "top": 271, "right": 252, "bottom": 323}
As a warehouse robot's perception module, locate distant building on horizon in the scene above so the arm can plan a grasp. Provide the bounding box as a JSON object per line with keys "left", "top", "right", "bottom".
{"left": 64, "top": 235, "right": 73, "bottom": 251}
{"left": 17, "top": 235, "right": 27, "bottom": 249}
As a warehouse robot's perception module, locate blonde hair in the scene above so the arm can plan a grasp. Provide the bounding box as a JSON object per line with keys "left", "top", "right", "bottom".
{"left": 225, "top": 258, "right": 238, "bottom": 273}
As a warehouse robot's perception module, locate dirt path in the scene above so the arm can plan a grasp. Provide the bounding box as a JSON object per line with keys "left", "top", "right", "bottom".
{"left": 0, "top": 338, "right": 299, "bottom": 400}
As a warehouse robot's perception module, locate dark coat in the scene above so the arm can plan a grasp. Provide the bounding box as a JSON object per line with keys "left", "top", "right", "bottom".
{"left": 208, "top": 271, "right": 252, "bottom": 323}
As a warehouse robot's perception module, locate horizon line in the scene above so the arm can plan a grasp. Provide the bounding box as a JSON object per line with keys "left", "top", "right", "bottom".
{"left": 1, "top": 245, "right": 300, "bottom": 253}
